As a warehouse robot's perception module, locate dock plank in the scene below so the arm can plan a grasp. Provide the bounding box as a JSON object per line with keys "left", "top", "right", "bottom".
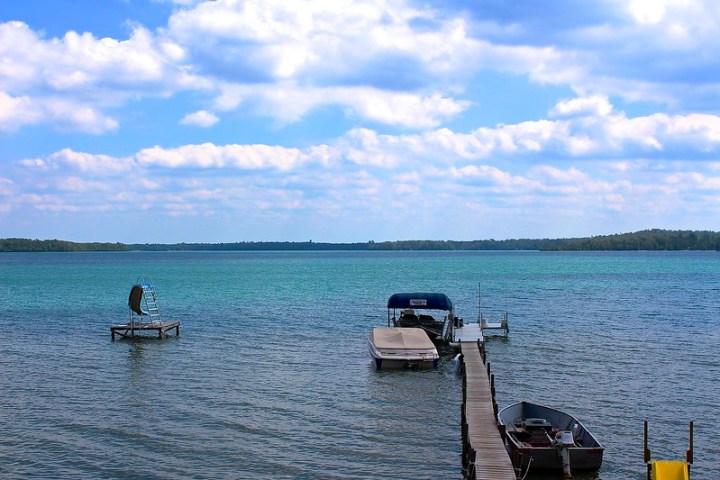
{"left": 454, "top": 323, "right": 484, "bottom": 343}
{"left": 460, "top": 341, "right": 516, "bottom": 480}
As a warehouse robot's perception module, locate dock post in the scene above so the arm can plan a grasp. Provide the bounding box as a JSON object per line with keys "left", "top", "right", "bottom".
{"left": 462, "top": 369, "right": 467, "bottom": 402}
{"left": 461, "top": 405, "right": 468, "bottom": 455}
{"left": 687, "top": 421, "right": 694, "bottom": 474}
{"left": 466, "top": 447, "right": 476, "bottom": 479}
{"left": 644, "top": 420, "right": 651, "bottom": 480}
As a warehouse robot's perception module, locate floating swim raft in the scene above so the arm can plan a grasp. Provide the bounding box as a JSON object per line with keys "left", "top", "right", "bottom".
{"left": 111, "top": 278, "right": 180, "bottom": 340}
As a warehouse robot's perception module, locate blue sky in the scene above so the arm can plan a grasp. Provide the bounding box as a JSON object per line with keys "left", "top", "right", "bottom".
{"left": 2, "top": 0, "right": 720, "bottom": 243}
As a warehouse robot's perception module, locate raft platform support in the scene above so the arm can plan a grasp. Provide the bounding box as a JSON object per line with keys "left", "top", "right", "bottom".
{"left": 111, "top": 321, "right": 180, "bottom": 340}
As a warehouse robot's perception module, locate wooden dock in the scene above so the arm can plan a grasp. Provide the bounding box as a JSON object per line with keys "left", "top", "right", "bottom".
{"left": 460, "top": 340, "right": 516, "bottom": 480}
{"left": 454, "top": 321, "right": 484, "bottom": 343}
{"left": 111, "top": 321, "right": 180, "bottom": 340}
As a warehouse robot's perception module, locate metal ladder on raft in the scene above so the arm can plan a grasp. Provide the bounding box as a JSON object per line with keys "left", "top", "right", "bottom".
{"left": 140, "top": 282, "right": 162, "bottom": 326}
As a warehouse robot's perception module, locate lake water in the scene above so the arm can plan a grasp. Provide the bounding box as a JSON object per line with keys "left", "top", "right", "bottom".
{"left": 0, "top": 251, "right": 718, "bottom": 479}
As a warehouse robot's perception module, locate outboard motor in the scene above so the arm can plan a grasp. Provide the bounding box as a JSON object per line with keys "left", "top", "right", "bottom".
{"left": 452, "top": 353, "right": 463, "bottom": 373}
{"left": 553, "top": 430, "right": 575, "bottom": 479}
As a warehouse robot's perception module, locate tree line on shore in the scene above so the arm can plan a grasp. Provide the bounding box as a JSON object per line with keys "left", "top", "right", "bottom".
{"left": 0, "top": 238, "right": 127, "bottom": 252}
{"left": 2, "top": 229, "right": 719, "bottom": 252}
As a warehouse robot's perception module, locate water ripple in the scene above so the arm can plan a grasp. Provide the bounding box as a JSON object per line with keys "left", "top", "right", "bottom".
{"left": 1, "top": 251, "right": 718, "bottom": 479}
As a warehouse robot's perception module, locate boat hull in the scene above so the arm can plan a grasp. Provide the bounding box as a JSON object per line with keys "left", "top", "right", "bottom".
{"left": 368, "top": 327, "right": 439, "bottom": 370}
{"left": 370, "top": 355, "right": 439, "bottom": 370}
{"left": 498, "top": 401, "right": 604, "bottom": 473}
{"left": 508, "top": 445, "right": 604, "bottom": 471}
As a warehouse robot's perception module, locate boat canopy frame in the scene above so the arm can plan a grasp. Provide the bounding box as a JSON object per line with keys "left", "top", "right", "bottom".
{"left": 386, "top": 293, "right": 455, "bottom": 343}
{"left": 386, "top": 292, "right": 453, "bottom": 311}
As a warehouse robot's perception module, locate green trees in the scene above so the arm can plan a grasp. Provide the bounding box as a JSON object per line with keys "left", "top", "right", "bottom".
{"left": 1, "top": 230, "right": 718, "bottom": 252}
{"left": 0, "top": 238, "right": 127, "bottom": 252}
{"left": 543, "top": 229, "right": 720, "bottom": 251}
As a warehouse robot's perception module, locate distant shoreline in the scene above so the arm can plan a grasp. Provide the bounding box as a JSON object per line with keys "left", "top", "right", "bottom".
{"left": 1, "top": 229, "right": 719, "bottom": 252}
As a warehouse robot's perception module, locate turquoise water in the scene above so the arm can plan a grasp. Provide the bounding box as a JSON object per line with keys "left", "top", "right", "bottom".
{"left": 0, "top": 251, "right": 718, "bottom": 479}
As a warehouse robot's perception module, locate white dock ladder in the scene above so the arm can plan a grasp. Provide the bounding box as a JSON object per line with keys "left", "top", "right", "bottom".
{"left": 477, "top": 282, "right": 509, "bottom": 338}
{"left": 480, "top": 312, "right": 509, "bottom": 337}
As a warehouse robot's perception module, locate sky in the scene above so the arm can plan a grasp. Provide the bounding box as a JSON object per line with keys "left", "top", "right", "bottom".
{"left": 2, "top": 0, "right": 720, "bottom": 243}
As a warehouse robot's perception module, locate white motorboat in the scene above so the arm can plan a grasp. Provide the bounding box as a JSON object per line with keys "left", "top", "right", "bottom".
{"left": 368, "top": 327, "right": 439, "bottom": 370}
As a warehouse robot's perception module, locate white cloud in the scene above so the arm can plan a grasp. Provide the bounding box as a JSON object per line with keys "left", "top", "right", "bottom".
{"left": 43, "top": 99, "right": 119, "bottom": 134}
{"left": 529, "top": 166, "right": 588, "bottom": 184}
{"left": 180, "top": 109, "right": 219, "bottom": 127}
{"left": 331, "top": 101, "right": 720, "bottom": 168}
{"left": 0, "top": 21, "right": 201, "bottom": 132}
{"left": 0, "top": 22, "right": 184, "bottom": 95}
{"left": 166, "top": 0, "right": 478, "bottom": 82}
{"left": 349, "top": 90, "right": 468, "bottom": 129}
{"left": 550, "top": 95, "right": 613, "bottom": 118}
{"left": 604, "top": 112, "right": 720, "bottom": 152}
{"left": 134, "top": 143, "right": 312, "bottom": 171}
{"left": 56, "top": 176, "right": 110, "bottom": 192}
{"left": 5, "top": 0, "right": 720, "bottom": 240}
{"left": 0, "top": 177, "right": 14, "bottom": 202}
{"left": 160, "top": 0, "right": 481, "bottom": 126}
{"left": 625, "top": 0, "right": 716, "bottom": 43}
{"left": 0, "top": 91, "right": 40, "bottom": 132}
{"left": 453, "top": 164, "right": 524, "bottom": 187}
{"left": 2, "top": 0, "right": 720, "bottom": 135}
{"left": 628, "top": 0, "right": 671, "bottom": 24}
{"left": 6, "top": 99, "right": 720, "bottom": 239}
{"left": 665, "top": 171, "right": 720, "bottom": 190}
{"left": 343, "top": 128, "right": 404, "bottom": 167}
{"left": 45, "top": 149, "right": 132, "bottom": 174}
{"left": 0, "top": 3, "right": 479, "bottom": 131}
{"left": 209, "top": 83, "right": 469, "bottom": 128}
{"left": 0, "top": 91, "right": 117, "bottom": 134}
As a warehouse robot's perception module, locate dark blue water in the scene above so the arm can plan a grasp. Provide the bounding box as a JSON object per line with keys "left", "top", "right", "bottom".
{"left": 0, "top": 251, "right": 718, "bottom": 479}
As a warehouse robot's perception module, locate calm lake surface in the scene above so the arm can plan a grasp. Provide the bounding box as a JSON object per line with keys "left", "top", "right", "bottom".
{"left": 0, "top": 251, "right": 718, "bottom": 479}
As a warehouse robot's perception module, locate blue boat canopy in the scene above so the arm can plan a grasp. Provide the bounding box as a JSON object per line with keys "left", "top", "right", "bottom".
{"left": 387, "top": 292, "right": 453, "bottom": 311}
